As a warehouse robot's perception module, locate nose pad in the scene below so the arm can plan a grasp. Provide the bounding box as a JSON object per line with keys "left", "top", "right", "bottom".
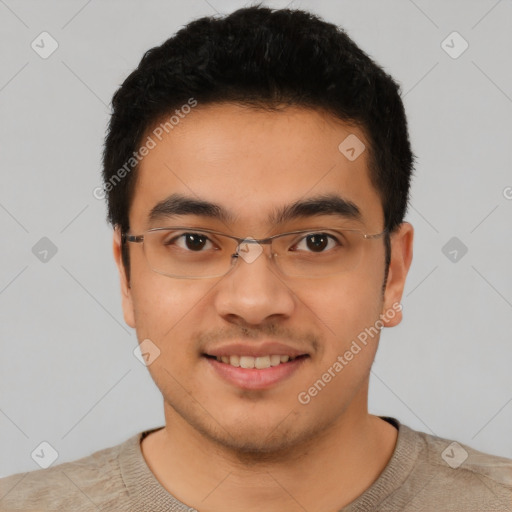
{"left": 234, "top": 237, "right": 265, "bottom": 264}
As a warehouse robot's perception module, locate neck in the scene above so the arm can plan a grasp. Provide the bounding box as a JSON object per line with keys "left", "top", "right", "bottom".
{"left": 141, "top": 403, "right": 398, "bottom": 511}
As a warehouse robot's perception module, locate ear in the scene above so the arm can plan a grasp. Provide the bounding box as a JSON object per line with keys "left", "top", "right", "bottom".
{"left": 113, "top": 226, "right": 136, "bottom": 328}
{"left": 381, "top": 222, "right": 414, "bottom": 327}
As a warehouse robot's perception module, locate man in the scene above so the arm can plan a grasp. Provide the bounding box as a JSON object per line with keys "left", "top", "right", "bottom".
{"left": 1, "top": 5, "right": 511, "bottom": 512}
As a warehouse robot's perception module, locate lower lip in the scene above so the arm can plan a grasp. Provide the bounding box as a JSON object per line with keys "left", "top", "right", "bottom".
{"left": 205, "top": 356, "right": 308, "bottom": 390}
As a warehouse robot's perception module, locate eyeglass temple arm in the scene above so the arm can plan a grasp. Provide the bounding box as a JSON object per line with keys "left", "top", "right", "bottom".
{"left": 122, "top": 233, "right": 144, "bottom": 243}
{"left": 363, "top": 229, "right": 388, "bottom": 239}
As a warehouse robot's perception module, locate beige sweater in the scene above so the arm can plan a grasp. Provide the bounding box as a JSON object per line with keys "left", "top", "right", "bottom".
{"left": 1, "top": 417, "right": 511, "bottom": 511}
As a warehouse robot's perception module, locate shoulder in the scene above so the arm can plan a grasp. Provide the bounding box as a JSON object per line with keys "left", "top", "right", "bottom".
{"left": 415, "top": 426, "right": 512, "bottom": 486}
{"left": 395, "top": 423, "right": 512, "bottom": 510}
{"left": 0, "top": 434, "right": 138, "bottom": 512}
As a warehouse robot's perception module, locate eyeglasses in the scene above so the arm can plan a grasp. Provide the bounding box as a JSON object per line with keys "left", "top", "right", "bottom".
{"left": 122, "top": 226, "right": 388, "bottom": 279}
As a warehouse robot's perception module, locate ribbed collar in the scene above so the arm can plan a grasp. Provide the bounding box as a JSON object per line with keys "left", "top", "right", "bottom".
{"left": 343, "top": 417, "right": 422, "bottom": 511}
{"left": 119, "top": 425, "right": 188, "bottom": 511}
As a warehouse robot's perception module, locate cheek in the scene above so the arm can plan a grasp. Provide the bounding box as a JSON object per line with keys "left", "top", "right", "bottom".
{"left": 294, "top": 278, "right": 382, "bottom": 414}
{"left": 129, "top": 258, "right": 212, "bottom": 346}
{"left": 299, "top": 269, "right": 383, "bottom": 346}
{"left": 130, "top": 277, "right": 214, "bottom": 396}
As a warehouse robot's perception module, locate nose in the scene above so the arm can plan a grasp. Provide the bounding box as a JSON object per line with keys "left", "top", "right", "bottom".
{"left": 213, "top": 242, "right": 296, "bottom": 326}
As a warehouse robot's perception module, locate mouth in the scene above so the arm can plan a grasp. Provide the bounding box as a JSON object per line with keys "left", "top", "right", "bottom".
{"left": 203, "top": 354, "right": 308, "bottom": 369}
{"left": 202, "top": 353, "right": 310, "bottom": 390}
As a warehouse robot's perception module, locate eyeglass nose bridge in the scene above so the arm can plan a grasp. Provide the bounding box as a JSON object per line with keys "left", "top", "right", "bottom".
{"left": 232, "top": 236, "right": 274, "bottom": 265}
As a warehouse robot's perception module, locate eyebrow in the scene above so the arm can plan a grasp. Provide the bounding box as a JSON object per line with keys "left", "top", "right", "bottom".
{"left": 148, "top": 193, "right": 362, "bottom": 226}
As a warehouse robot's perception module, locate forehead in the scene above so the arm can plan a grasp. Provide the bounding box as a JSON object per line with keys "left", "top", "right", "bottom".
{"left": 130, "top": 103, "right": 383, "bottom": 232}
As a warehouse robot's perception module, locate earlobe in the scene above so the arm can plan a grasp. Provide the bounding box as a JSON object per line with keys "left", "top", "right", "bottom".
{"left": 382, "top": 222, "right": 414, "bottom": 328}
{"left": 113, "top": 227, "right": 136, "bottom": 329}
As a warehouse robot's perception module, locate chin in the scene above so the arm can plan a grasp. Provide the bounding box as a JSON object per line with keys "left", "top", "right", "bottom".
{"left": 199, "top": 413, "right": 325, "bottom": 462}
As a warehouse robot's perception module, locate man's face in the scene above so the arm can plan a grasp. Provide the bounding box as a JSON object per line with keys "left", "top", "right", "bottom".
{"left": 115, "top": 104, "right": 408, "bottom": 455}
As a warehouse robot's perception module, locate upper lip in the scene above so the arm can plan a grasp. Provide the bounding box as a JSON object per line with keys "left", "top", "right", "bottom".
{"left": 204, "top": 342, "right": 309, "bottom": 358}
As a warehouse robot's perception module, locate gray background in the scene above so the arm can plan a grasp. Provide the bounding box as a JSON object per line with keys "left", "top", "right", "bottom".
{"left": 1, "top": 0, "right": 511, "bottom": 478}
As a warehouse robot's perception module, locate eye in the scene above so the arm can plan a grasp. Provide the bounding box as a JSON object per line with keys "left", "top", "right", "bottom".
{"left": 292, "top": 233, "right": 340, "bottom": 253}
{"left": 165, "top": 232, "right": 214, "bottom": 252}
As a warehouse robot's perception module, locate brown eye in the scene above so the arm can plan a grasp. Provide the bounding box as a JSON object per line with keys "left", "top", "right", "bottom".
{"left": 165, "top": 233, "right": 213, "bottom": 251}
{"left": 306, "top": 234, "right": 329, "bottom": 252}
{"left": 183, "top": 233, "right": 208, "bottom": 251}
{"left": 292, "top": 233, "right": 339, "bottom": 253}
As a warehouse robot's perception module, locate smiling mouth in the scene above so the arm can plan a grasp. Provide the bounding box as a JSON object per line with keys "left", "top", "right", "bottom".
{"left": 203, "top": 354, "right": 309, "bottom": 369}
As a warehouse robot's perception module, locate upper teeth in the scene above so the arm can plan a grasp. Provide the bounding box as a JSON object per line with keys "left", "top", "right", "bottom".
{"left": 215, "top": 355, "right": 294, "bottom": 369}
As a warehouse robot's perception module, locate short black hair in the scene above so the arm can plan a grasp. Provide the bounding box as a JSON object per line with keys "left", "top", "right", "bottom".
{"left": 102, "top": 5, "right": 414, "bottom": 279}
